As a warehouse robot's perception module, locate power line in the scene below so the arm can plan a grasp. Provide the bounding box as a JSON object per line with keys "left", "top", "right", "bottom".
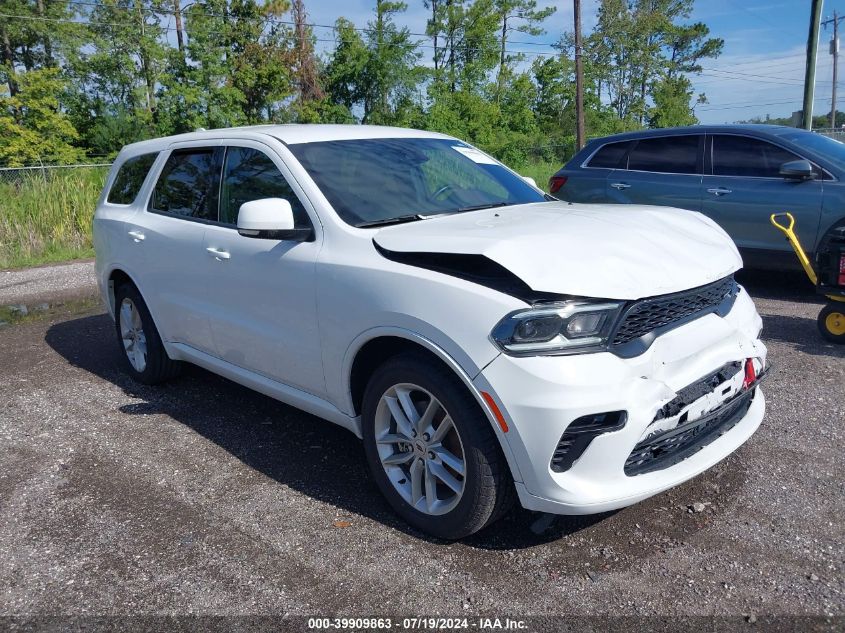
{"left": 4, "top": 5, "right": 835, "bottom": 100}
{"left": 699, "top": 94, "right": 834, "bottom": 112}
{"left": 0, "top": 12, "right": 564, "bottom": 58}
{"left": 700, "top": 65, "right": 833, "bottom": 83}
{"left": 704, "top": 52, "right": 809, "bottom": 72}
{"left": 697, "top": 72, "right": 809, "bottom": 87}
{"left": 62, "top": 0, "right": 563, "bottom": 48}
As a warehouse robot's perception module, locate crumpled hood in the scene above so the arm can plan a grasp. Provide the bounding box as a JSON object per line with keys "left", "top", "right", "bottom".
{"left": 373, "top": 202, "right": 742, "bottom": 300}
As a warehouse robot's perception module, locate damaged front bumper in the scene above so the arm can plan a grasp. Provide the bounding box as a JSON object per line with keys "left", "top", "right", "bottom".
{"left": 473, "top": 286, "right": 767, "bottom": 515}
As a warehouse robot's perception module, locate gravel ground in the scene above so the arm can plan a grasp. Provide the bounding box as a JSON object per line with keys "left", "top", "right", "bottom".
{"left": 0, "top": 260, "right": 97, "bottom": 307}
{"left": 0, "top": 270, "right": 842, "bottom": 624}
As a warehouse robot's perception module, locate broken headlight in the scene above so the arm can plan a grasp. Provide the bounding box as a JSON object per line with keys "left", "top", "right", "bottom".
{"left": 491, "top": 301, "right": 623, "bottom": 355}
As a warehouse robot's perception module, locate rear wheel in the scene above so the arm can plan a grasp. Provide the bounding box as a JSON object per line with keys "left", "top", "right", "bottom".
{"left": 114, "top": 283, "right": 182, "bottom": 384}
{"left": 361, "top": 353, "right": 514, "bottom": 539}
{"left": 818, "top": 302, "right": 845, "bottom": 344}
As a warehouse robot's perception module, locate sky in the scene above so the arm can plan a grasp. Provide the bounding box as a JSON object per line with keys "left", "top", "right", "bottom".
{"left": 303, "top": 0, "right": 842, "bottom": 126}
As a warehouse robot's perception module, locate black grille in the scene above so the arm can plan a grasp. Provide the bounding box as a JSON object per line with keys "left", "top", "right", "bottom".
{"left": 612, "top": 276, "right": 737, "bottom": 347}
{"left": 624, "top": 388, "right": 755, "bottom": 476}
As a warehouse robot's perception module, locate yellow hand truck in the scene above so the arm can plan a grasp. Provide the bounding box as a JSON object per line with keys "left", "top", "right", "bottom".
{"left": 770, "top": 212, "right": 845, "bottom": 343}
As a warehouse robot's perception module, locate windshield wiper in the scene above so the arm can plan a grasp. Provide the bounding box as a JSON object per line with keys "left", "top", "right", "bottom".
{"left": 453, "top": 202, "right": 509, "bottom": 213}
{"left": 356, "top": 214, "right": 424, "bottom": 228}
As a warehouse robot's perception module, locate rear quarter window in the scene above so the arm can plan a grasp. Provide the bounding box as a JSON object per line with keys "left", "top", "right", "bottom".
{"left": 586, "top": 141, "right": 631, "bottom": 168}
{"left": 107, "top": 153, "right": 158, "bottom": 204}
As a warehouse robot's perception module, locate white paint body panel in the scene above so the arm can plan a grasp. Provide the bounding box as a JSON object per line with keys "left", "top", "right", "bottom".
{"left": 476, "top": 288, "right": 766, "bottom": 513}
{"left": 374, "top": 202, "right": 742, "bottom": 299}
{"left": 93, "top": 124, "right": 768, "bottom": 518}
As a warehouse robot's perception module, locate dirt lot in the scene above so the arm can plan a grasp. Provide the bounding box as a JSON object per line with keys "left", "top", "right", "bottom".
{"left": 0, "top": 271, "right": 842, "bottom": 626}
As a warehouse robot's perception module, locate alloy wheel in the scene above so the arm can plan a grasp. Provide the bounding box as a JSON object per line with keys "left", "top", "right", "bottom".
{"left": 119, "top": 297, "right": 148, "bottom": 373}
{"left": 374, "top": 383, "right": 466, "bottom": 516}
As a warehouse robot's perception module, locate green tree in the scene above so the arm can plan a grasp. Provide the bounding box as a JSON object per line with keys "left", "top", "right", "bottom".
{"left": 323, "top": 18, "right": 369, "bottom": 120}
{"left": 324, "top": 3, "right": 421, "bottom": 125}
{"left": 364, "top": 0, "right": 422, "bottom": 124}
{"left": 427, "top": 0, "right": 499, "bottom": 93}
{"left": 493, "top": 0, "right": 555, "bottom": 94}
{"left": 647, "top": 75, "right": 699, "bottom": 127}
{"left": 156, "top": 0, "right": 296, "bottom": 133}
{"left": 585, "top": 0, "right": 721, "bottom": 126}
{"left": 0, "top": 67, "right": 85, "bottom": 166}
{"left": 69, "top": 0, "right": 166, "bottom": 152}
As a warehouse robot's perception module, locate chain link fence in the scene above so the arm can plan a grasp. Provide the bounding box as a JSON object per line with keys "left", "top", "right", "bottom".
{"left": 0, "top": 163, "right": 111, "bottom": 188}
{"left": 0, "top": 164, "right": 110, "bottom": 268}
{"left": 814, "top": 128, "right": 845, "bottom": 143}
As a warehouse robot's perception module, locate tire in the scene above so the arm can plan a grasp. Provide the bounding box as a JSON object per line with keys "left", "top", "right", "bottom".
{"left": 818, "top": 302, "right": 845, "bottom": 344}
{"left": 361, "top": 352, "right": 515, "bottom": 539}
{"left": 114, "top": 283, "right": 182, "bottom": 384}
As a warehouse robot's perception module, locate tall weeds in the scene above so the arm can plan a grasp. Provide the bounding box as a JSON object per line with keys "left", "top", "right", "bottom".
{"left": 0, "top": 167, "right": 106, "bottom": 269}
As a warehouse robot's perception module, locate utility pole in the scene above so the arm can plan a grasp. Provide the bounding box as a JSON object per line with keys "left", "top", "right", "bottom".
{"left": 173, "top": 0, "right": 185, "bottom": 55}
{"left": 803, "top": 0, "right": 824, "bottom": 130}
{"left": 823, "top": 11, "right": 843, "bottom": 128}
{"left": 574, "top": 0, "right": 586, "bottom": 150}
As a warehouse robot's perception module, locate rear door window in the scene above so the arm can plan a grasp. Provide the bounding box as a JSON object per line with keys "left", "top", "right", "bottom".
{"left": 586, "top": 141, "right": 631, "bottom": 169}
{"left": 712, "top": 135, "right": 801, "bottom": 178}
{"left": 149, "top": 148, "right": 223, "bottom": 222}
{"left": 219, "top": 147, "right": 310, "bottom": 228}
{"left": 107, "top": 153, "right": 158, "bottom": 204}
{"left": 627, "top": 135, "right": 701, "bottom": 174}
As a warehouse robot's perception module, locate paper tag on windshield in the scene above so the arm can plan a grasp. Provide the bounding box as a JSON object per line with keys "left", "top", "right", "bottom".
{"left": 452, "top": 146, "right": 497, "bottom": 164}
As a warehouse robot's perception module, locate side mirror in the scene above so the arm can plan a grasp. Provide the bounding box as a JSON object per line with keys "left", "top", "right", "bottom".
{"left": 522, "top": 176, "right": 538, "bottom": 188}
{"left": 779, "top": 159, "right": 815, "bottom": 181}
{"left": 237, "top": 198, "right": 312, "bottom": 241}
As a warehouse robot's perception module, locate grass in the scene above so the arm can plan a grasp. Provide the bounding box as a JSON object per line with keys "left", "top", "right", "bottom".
{"left": 0, "top": 159, "right": 561, "bottom": 271}
{"left": 511, "top": 160, "right": 560, "bottom": 191}
{"left": 0, "top": 296, "right": 103, "bottom": 326}
{"left": 0, "top": 167, "right": 107, "bottom": 269}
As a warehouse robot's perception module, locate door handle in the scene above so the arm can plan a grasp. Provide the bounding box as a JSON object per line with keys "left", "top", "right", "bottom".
{"left": 610, "top": 182, "right": 631, "bottom": 190}
{"left": 127, "top": 230, "right": 145, "bottom": 242}
{"left": 206, "top": 247, "right": 231, "bottom": 261}
{"left": 707, "top": 187, "right": 732, "bottom": 196}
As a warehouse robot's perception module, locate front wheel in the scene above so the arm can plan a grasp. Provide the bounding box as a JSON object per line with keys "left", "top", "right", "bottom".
{"left": 818, "top": 302, "right": 845, "bottom": 344}
{"left": 114, "top": 283, "right": 182, "bottom": 384}
{"left": 361, "top": 353, "right": 514, "bottom": 539}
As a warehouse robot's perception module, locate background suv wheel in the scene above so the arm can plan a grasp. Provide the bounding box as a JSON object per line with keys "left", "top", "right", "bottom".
{"left": 114, "top": 283, "right": 181, "bottom": 385}
{"left": 362, "top": 352, "right": 514, "bottom": 539}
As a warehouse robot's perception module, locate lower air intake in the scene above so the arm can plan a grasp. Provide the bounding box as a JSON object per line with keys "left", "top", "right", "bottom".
{"left": 551, "top": 411, "right": 627, "bottom": 473}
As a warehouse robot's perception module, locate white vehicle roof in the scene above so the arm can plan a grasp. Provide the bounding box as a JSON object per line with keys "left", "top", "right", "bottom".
{"left": 120, "top": 124, "right": 455, "bottom": 155}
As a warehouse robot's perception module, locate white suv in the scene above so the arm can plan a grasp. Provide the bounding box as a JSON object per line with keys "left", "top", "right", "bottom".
{"left": 94, "top": 124, "right": 767, "bottom": 539}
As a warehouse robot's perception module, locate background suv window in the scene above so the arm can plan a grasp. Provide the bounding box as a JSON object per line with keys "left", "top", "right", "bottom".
{"left": 586, "top": 141, "right": 631, "bottom": 168}
{"left": 107, "top": 153, "right": 158, "bottom": 204}
{"left": 627, "top": 135, "right": 701, "bottom": 174}
{"left": 712, "top": 135, "right": 801, "bottom": 178}
{"left": 149, "top": 148, "right": 222, "bottom": 221}
{"left": 219, "top": 147, "right": 309, "bottom": 228}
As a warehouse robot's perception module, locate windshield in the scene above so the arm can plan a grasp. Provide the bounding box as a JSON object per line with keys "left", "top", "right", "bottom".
{"left": 779, "top": 131, "right": 845, "bottom": 173}
{"left": 287, "top": 137, "right": 547, "bottom": 227}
